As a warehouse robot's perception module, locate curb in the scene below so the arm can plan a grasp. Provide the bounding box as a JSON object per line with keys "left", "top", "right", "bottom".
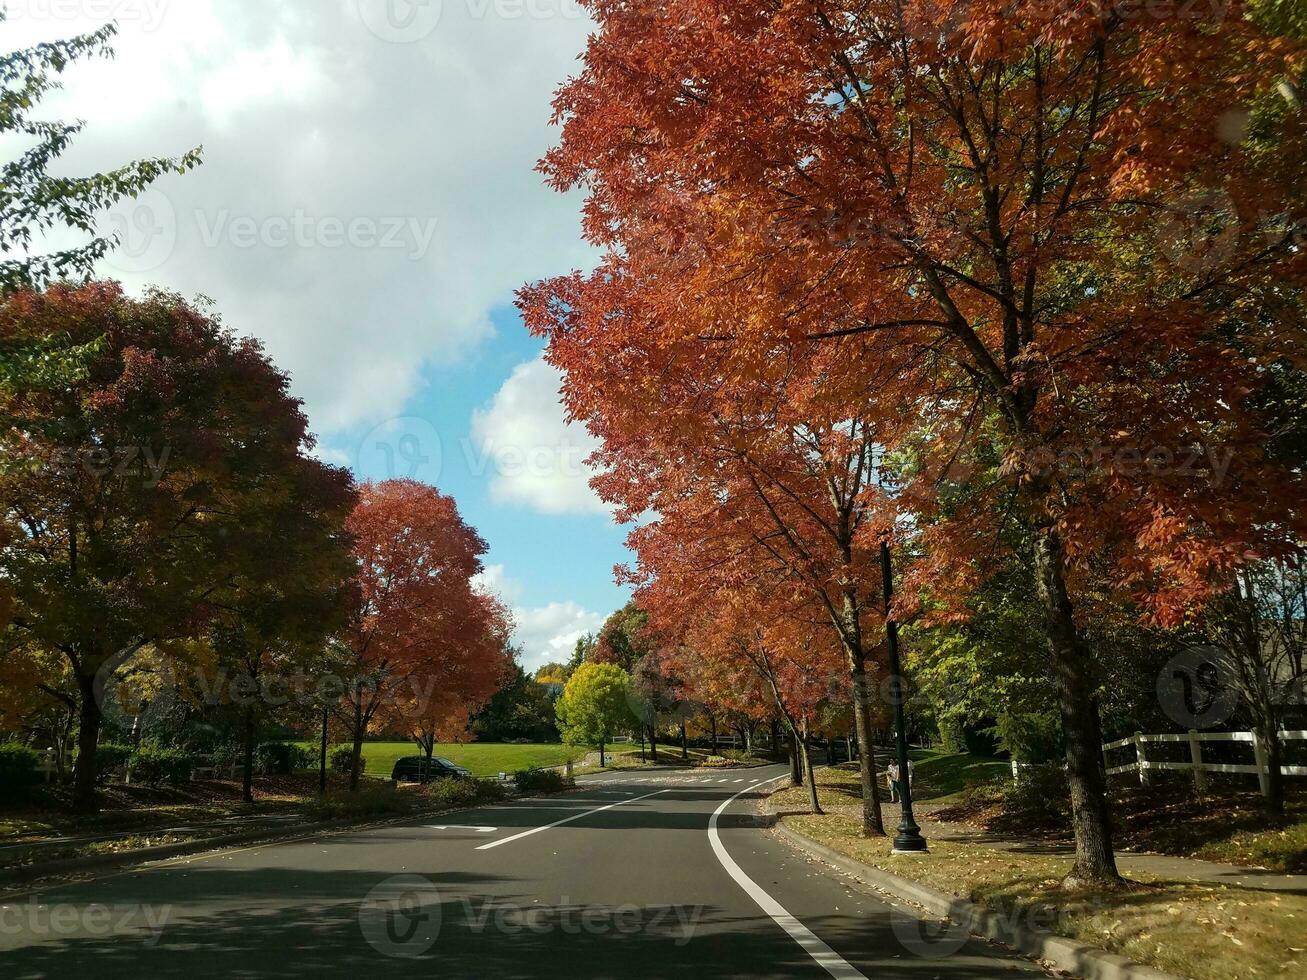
{"left": 768, "top": 816, "right": 1181, "bottom": 980}
{"left": 0, "top": 788, "right": 535, "bottom": 891}
{"left": 0, "top": 821, "right": 342, "bottom": 887}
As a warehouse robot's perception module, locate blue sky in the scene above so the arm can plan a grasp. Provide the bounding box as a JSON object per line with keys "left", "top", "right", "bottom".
{"left": 11, "top": 1, "right": 629, "bottom": 671}
{"left": 334, "top": 303, "right": 634, "bottom": 664}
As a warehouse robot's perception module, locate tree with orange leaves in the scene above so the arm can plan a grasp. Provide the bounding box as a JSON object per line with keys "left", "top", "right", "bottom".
{"left": 516, "top": 295, "right": 895, "bottom": 832}
{"left": 335, "top": 480, "right": 505, "bottom": 790}
{"left": 656, "top": 568, "right": 851, "bottom": 816}
{"left": 525, "top": 1, "right": 1307, "bottom": 886}
{"left": 383, "top": 590, "right": 515, "bottom": 772}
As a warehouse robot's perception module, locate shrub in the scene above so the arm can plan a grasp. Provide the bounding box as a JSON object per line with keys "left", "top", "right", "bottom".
{"left": 420, "top": 776, "right": 507, "bottom": 808}
{"left": 514, "top": 767, "right": 574, "bottom": 794}
{"left": 723, "top": 749, "right": 767, "bottom": 764}
{"left": 0, "top": 742, "right": 40, "bottom": 791}
{"left": 996, "top": 764, "right": 1071, "bottom": 830}
{"left": 93, "top": 742, "right": 134, "bottom": 782}
{"left": 329, "top": 745, "right": 362, "bottom": 774}
{"left": 255, "top": 742, "right": 314, "bottom": 775}
{"left": 130, "top": 744, "right": 195, "bottom": 786}
{"left": 699, "top": 754, "right": 734, "bottom": 768}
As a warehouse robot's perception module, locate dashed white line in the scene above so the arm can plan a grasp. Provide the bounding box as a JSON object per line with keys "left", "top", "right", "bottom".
{"left": 708, "top": 779, "right": 868, "bottom": 980}
{"left": 476, "top": 789, "right": 669, "bottom": 851}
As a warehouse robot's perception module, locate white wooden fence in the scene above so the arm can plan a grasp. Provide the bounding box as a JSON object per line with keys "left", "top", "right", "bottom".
{"left": 1102, "top": 729, "right": 1307, "bottom": 797}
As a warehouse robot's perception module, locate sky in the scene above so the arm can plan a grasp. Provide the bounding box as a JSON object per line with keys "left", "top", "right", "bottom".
{"left": 6, "top": 0, "right": 629, "bottom": 672}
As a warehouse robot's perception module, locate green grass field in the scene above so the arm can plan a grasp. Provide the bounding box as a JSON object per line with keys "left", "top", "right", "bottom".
{"left": 907, "top": 747, "right": 1010, "bottom": 801}
{"left": 309, "top": 742, "right": 594, "bottom": 779}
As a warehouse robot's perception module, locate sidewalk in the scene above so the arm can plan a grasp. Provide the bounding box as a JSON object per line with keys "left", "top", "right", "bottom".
{"left": 868, "top": 800, "right": 1306, "bottom": 894}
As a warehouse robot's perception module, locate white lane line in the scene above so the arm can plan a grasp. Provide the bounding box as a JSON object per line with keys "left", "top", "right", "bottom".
{"left": 476, "top": 789, "right": 669, "bottom": 851}
{"left": 734, "top": 778, "right": 745, "bottom": 783}
{"left": 708, "top": 780, "right": 868, "bottom": 980}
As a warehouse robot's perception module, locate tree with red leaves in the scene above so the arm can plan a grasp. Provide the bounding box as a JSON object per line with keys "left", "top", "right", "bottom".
{"left": 525, "top": 1, "right": 1307, "bottom": 885}
{"left": 334, "top": 479, "right": 506, "bottom": 790}
{"left": 0, "top": 283, "right": 343, "bottom": 811}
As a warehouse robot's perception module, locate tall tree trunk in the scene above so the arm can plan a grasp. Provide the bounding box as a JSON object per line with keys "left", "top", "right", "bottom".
{"left": 1032, "top": 523, "right": 1122, "bottom": 887}
{"left": 770, "top": 719, "right": 780, "bottom": 753}
{"left": 789, "top": 735, "right": 803, "bottom": 785}
{"left": 599, "top": 738, "right": 606, "bottom": 768}
{"left": 744, "top": 725, "right": 753, "bottom": 756}
{"left": 349, "top": 697, "right": 364, "bottom": 792}
{"left": 1255, "top": 713, "right": 1286, "bottom": 815}
{"left": 648, "top": 723, "right": 658, "bottom": 762}
{"left": 241, "top": 704, "right": 256, "bottom": 804}
{"left": 709, "top": 715, "right": 719, "bottom": 754}
{"left": 800, "top": 722, "right": 823, "bottom": 814}
{"left": 680, "top": 720, "right": 688, "bottom": 761}
{"left": 72, "top": 670, "right": 102, "bottom": 812}
{"left": 846, "top": 646, "right": 886, "bottom": 836}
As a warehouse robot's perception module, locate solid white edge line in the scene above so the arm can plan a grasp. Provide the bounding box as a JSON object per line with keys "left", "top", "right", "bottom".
{"left": 476, "top": 789, "right": 669, "bottom": 850}
{"left": 708, "top": 777, "right": 868, "bottom": 980}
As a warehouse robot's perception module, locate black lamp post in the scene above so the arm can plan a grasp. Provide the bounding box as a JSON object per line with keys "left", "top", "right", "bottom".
{"left": 881, "top": 539, "right": 928, "bottom": 854}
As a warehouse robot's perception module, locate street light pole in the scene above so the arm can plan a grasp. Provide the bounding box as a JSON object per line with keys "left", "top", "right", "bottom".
{"left": 881, "top": 539, "right": 928, "bottom": 854}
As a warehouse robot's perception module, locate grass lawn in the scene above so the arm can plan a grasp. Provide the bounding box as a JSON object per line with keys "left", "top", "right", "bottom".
{"left": 591, "top": 745, "right": 777, "bottom": 770}
{"left": 772, "top": 748, "right": 1008, "bottom": 811}
{"left": 906, "top": 747, "right": 1011, "bottom": 801}
{"left": 315, "top": 742, "right": 592, "bottom": 779}
{"left": 778, "top": 766, "right": 1307, "bottom": 980}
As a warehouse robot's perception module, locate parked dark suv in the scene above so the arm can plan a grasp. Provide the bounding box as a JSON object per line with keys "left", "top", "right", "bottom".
{"left": 391, "top": 756, "right": 472, "bottom": 783}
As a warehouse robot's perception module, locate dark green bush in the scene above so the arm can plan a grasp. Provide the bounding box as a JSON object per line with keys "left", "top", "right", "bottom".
{"left": 513, "top": 768, "right": 574, "bottom": 794}
{"left": 997, "top": 763, "right": 1071, "bottom": 830}
{"left": 255, "top": 742, "right": 314, "bottom": 775}
{"left": 421, "top": 776, "right": 506, "bottom": 808}
{"left": 329, "top": 745, "right": 362, "bottom": 774}
{"left": 0, "top": 742, "right": 40, "bottom": 791}
{"left": 130, "top": 744, "right": 195, "bottom": 786}
{"left": 94, "top": 743, "right": 134, "bottom": 782}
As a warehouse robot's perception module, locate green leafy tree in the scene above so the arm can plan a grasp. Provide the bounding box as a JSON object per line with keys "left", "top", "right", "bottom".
{"left": 555, "top": 662, "right": 633, "bottom": 767}
{"left": 0, "top": 17, "right": 201, "bottom": 293}
{"left": 201, "top": 456, "right": 356, "bottom": 803}
{"left": 593, "top": 603, "right": 651, "bottom": 671}
{"left": 473, "top": 658, "right": 559, "bottom": 742}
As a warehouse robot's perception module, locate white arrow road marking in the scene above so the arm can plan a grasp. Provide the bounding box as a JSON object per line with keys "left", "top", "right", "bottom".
{"left": 426, "top": 825, "right": 496, "bottom": 833}
{"left": 708, "top": 779, "right": 868, "bottom": 980}
{"left": 476, "top": 789, "right": 669, "bottom": 851}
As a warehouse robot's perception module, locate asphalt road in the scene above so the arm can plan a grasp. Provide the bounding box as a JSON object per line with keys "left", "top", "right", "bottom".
{"left": 0, "top": 765, "right": 1047, "bottom": 978}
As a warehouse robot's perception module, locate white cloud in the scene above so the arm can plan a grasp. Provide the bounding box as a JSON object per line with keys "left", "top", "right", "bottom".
{"left": 474, "top": 564, "right": 602, "bottom": 673}
{"left": 17, "top": 1, "right": 596, "bottom": 434}
{"left": 470, "top": 355, "right": 607, "bottom": 515}
{"left": 510, "top": 600, "right": 603, "bottom": 673}
{"left": 472, "top": 563, "right": 520, "bottom": 603}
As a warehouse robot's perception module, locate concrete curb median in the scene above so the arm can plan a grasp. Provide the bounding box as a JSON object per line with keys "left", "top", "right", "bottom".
{"left": 766, "top": 809, "right": 1181, "bottom": 980}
